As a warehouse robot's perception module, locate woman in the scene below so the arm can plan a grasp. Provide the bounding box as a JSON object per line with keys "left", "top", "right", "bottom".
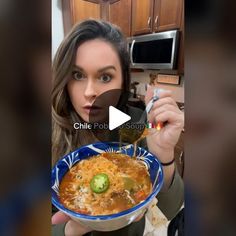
{"left": 52, "top": 19, "right": 184, "bottom": 236}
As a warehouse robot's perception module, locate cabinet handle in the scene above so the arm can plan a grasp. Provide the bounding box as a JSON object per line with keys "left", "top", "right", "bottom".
{"left": 154, "top": 15, "right": 159, "bottom": 27}
{"left": 147, "top": 16, "right": 151, "bottom": 27}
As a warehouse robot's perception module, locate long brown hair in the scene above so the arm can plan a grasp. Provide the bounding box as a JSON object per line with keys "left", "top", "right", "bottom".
{"left": 52, "top": 19, "right": 130, "bottom": 165}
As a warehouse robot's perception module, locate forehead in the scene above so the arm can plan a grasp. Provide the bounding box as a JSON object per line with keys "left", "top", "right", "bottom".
{"left": 75, "top": 39, "right": 120, "bottom": 69}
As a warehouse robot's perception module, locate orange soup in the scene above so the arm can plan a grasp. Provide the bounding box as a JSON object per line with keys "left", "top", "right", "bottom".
{"left": 59, "top": 153, "right": 152, "bottom": 215}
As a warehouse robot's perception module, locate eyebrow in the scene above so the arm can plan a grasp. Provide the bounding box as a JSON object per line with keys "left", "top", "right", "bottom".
{"left": 98, "top": 65, "right": 116, "bottom": 73}
{"left": 73, "top": 65, "right": 116, "bottom": 73}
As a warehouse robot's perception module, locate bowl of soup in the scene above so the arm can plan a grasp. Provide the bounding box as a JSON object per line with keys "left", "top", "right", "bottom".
{"left": 51, "top": 142, "right": 164, "bottom": 231}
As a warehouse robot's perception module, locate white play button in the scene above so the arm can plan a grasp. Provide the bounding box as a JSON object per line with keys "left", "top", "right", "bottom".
{"left": 109, "top": 106, "right": 131, "bottom": 131}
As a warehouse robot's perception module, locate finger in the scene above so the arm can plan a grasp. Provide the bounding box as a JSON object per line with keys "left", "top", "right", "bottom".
{"left": 156, "top": 89, "right": 172, "bottom": 99}
{"left": 52, "top": 211, "right": 71, "bottom": 224}
{"left": 66, "top": 220, "right": 92, "bottom": 235}
{"left": 147, "top": 97, "right": 178, "bottom": 123}
{"left": 145, "top": 87, "right": 172, "bottom": 105}
{"left": 154, "top": 111, "right": 184, "bottom": 129}
{"left": 149, "top": 104, "right": 181, "bottom": 123}
{"left": 148, "top": 98, "right": 182, "bottom": 122}
{"left": 133, "top": 210, "right": 146, "bottom": 222}
{"left": 152, "top": 97, "right": 178, "bottom": 109}
{"left": 134, "top": 213, "right": 144, "bottom": 222}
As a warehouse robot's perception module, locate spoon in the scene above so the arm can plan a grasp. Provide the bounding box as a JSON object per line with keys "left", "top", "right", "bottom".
{"left": 119, "top": 88, "right": 161, "bottom": 156}
{"left": 138, "top": 88, "right": 160, "bottom": 124}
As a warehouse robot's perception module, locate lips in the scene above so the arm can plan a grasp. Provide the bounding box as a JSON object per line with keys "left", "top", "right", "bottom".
{"left": 83, "top": 105, "right": 102, "bottom": 115}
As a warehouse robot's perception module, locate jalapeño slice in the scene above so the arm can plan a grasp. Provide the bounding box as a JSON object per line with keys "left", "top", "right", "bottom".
{"left": 90, "top": 173, "right": 110, "bottom": 193}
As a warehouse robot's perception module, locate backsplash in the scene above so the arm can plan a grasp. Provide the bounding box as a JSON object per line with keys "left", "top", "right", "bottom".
{"left": 131, "top": 71, "right": 184, "bottom": 103}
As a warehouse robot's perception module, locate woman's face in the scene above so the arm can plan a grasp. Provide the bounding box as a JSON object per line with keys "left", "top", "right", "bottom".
{"left": 67, "top": 39, "right": 123, "bottom": 122}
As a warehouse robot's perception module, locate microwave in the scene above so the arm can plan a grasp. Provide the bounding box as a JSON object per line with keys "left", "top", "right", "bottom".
{"left": 127, "top": 30, "right": 179, "bottom": 70}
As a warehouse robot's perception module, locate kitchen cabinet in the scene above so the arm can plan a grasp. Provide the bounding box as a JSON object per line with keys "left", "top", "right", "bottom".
{"left": 131, "top": 0, "right": 154, "bottom": 35}
{"left": 107, "top": 0, "right": 132, "bottom": 37}
{"left": 62, "top": 0, "right": 183, "bottom": 37}
{"left": 62, "top": 0, "right": 132, "bottom": 37}
{"left": 72, "top": 0, "right": 101, "bottom": 23}
{"left": 131, "top": 0, "right": 183, "bottom": 35}
{"left": 62, "top": 0, "right": 102, "bottom": 35}
{"left": 62, "top": 0, "right": 184, "bottom": 72}
{"left": 153, "top": 0, "right": 183, "bottom": 32}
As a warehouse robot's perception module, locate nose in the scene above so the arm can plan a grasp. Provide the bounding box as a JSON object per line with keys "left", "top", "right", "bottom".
{"left": 84, "top": 79, "right": 98, "bottom": 99}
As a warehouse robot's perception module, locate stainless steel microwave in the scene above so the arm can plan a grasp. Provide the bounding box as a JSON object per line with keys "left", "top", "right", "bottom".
{"left": 127, "top": 30, "right": 179, "bottom": 70}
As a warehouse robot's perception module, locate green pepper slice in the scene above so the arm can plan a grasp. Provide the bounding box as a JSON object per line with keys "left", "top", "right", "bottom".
{"left": 90, "top": 173, "right": 110, "bottom": 193}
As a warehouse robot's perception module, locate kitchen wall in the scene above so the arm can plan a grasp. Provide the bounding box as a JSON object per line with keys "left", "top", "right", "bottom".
{"left": 131, "top": 71, "right": 184, "bottom": 103}
{"left": 52, "top": 0, "right": 64, "bottom": 59}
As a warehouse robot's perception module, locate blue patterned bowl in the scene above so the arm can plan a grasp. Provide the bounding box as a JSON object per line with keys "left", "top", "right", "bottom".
{"left": 51, "top": 142, "right": 164, "bottom": 231}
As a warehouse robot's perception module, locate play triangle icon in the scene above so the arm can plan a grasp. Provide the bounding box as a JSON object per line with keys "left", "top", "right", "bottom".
{"left": 109, "top": 106, "right": 131, "bottom": 131}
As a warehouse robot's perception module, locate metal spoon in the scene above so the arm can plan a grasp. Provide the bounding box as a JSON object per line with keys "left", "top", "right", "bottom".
{"left": 138, "top": 88, "right": 160, "bottom": 124}
{"left": 119, "top": 88, "right": 161, "bottom": 156}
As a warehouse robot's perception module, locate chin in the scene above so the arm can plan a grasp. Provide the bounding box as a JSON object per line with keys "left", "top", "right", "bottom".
{"left": 77, "top": 112, "right": 89, "bottom": 123}
{"left": 82, "top": 116, "right": 89, "bottom": 123}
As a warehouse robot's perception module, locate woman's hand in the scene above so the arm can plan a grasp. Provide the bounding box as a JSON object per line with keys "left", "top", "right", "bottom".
{"left": 52, "top": 210, "right": 145, "bottom": 235}
{"left": 52, "top": 211, "right": 92, "bottom": 236}
{"left": 145, "top": 86, "right": 184, "bottom": 190}
{"left": 145, "top": 86, "right": 184, "bottom": 162}
{"left": 133, "top": 208, "right": 148, "bottom": 222}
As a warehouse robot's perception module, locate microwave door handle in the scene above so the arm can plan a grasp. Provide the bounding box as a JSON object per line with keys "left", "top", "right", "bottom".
{"left": 130, "top": 39, "right": 135, "bottom": 65}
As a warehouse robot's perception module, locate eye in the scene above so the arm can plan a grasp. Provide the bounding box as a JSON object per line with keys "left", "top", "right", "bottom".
{"left": 99, "top": 74, "right": 112, "bottom": 83}
{"left": 72, "top": 71, "right": 85, "bottom": 81}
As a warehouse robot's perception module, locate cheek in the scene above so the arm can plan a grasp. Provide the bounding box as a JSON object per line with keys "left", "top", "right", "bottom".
{"left": 106, "top": 83, "right": 122, "bottom": 94}
{"left": 98, "top": 78, "right": 123, "bottom": 94}
{"left": 111, "top": 75, "right": 123, "bottom": 89}
{"left": 67, "top": 82, "right": 84, "bottom": 106}
{"left": 118, "top": 77, "right": 123, "bottom": 88}
{"left": 113, "top": 79, "right": 122, "bottom": 89}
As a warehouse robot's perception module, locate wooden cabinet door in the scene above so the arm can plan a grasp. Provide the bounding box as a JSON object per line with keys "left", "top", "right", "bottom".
{"left": 72, "top": 0, "right": 101, "bottom": 23}
{"left": 131, "top": 0, "right": 154, "bottom": 35}
{"left": 153, "top": 0, "right": 183, "bottom": 32}
{"left": 63, "top": 0, "right": 102, "bottom": 34}
{"left": 107, "top": 0, "right": 132, "bottom": 37}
